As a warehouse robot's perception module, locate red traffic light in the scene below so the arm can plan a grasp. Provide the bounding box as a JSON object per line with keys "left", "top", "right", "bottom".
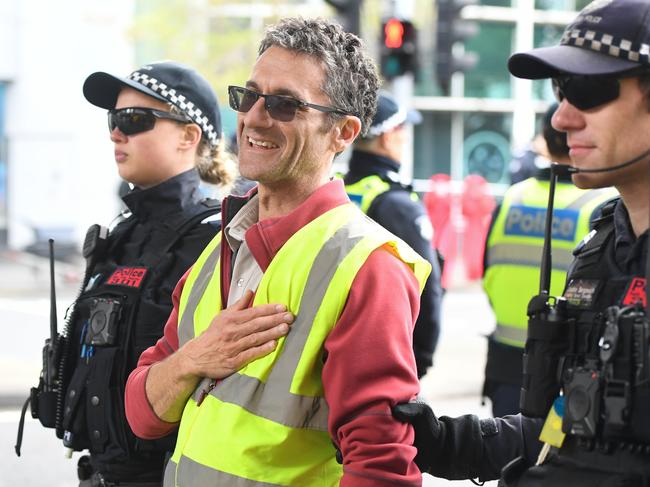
{"left": 384, "top": 18, "right": 404, "bottom": 49}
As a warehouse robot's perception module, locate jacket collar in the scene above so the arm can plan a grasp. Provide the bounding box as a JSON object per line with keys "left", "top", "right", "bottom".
{"left": 222, "top": 179, "right": 350, "bottom": 272}
{"left": 121, "top": 168, "right": 203, "bottom": 221}
{"left": 345, "top": 150, "right": 401, "bottom": 185}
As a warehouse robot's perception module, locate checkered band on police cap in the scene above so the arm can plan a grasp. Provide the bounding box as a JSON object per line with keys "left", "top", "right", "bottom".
{"left": 83, "top": 61, "right": 222, "bottom": 148}
{"left": 561, "top": 28, "right": 650, "bottom": 66}
{"left": 129, "top": 70, "right": 219, "bottom": 147}
{"left": 508, "top": 0, "right": 650, "bottom": 79}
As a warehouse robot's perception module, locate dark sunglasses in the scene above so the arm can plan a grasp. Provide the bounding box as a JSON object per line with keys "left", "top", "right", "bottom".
{"left": 551, "top": 69, "right": 648, "bottom": 111}
{"left": 108, "top": 107, "right": 190, "bottom": 136}
{"left": 228, "top": 85, "right": 353, "bottom": 122}
{"left": 551, "top": 76, "right": 621, "bottom": 111}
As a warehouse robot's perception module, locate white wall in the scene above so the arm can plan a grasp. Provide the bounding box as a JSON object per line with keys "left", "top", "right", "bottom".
{"left": 2, "top": 0, "right": 135, "bottom": 249}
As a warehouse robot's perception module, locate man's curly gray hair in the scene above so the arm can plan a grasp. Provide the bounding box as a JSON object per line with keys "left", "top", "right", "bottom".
{"left": 258, "top": 17, "right": 379, "bottom": 136}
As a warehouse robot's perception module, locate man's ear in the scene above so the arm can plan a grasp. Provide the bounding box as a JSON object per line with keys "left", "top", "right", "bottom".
{"left": 331, "top": 116, "right": 362, "bottom": 153}
{"left": 180, "top": 123, "right": 202, "bottom": 150}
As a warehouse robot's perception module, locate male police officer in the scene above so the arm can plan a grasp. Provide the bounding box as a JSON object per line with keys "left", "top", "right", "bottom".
{"left": 394, "top": 0, "right": 650, "bottom": 484}
{"left": 344, "top": 92, "right": 443, "bottom": 378}
{"left": 482, "top": 103, "right": 617, "bottom": 416}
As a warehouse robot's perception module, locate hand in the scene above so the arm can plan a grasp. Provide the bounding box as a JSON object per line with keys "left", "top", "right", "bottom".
{"left": 392, "top": 399, "right": 442, "bottom": 474}
{"left": 180, "top": 290, "right": 293, "bottom": 380}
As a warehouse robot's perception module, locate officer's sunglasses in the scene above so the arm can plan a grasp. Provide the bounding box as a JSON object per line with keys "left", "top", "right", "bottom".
{"left": 107, "top": 107, "right": 191, "bottom": 136}
{"left": 228, "top": 85, "right": 353, "bottom": 122}
{"left": 551, "top": 69, "right": 647, "bottom": 111}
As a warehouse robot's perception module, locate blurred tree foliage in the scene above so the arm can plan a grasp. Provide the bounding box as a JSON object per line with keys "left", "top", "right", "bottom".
{"left": 132, "top": 0, "right": 279, "bottom": 104}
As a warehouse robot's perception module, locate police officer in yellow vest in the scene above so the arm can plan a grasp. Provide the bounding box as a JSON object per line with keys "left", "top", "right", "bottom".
{"left": 482, "top": 103, "right": 617, "bottom": 416}
{"left": 125, "top": 18, "right": 431, "bottom": 487}
{"left": 344, "top": 92, "right": 443, "bottom": 379}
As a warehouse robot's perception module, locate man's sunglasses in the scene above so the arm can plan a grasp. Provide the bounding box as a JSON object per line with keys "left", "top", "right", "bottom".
{"left": 228, "top": 85, "right": 353, "bottom": 122}
{"left": 551, "top": 69, "right": 647, "bottom": 111}
{"left": 108, "top": 107, "right": 190, "bottom": 136}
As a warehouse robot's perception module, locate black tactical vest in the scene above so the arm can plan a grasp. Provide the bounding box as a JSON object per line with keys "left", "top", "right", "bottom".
{"left": 60, "top": 197, "right": 220, "bottom": 474}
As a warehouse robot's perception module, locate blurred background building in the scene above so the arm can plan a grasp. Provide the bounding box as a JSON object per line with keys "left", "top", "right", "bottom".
{"left": 0, "top": 0, "right": 590, "bottom": 280}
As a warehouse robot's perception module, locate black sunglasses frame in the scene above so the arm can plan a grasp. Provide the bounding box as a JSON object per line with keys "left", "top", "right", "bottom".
{"left": 108, "top": 107, "right": 191, "bottom": 136}
{"left": 551, "top": 69, "right": 649, "bottom": 111}
{"left": 228, "top": 85, "right": 353, "bottom": 122}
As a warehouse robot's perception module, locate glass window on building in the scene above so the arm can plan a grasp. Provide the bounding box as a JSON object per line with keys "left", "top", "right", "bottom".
{"left": 463, "top": 111, "right": 512, "bottom": 184}
{"left": 532, "top": 24, "right": 565, "bottom": 101}
{"left": 465, "top": 22, "right": 515, "bottom": 99}
{"left": 535, "top": 0, "right": 592, "bottom": 10}
{"left": 413, "top": 111, "right": 452, "bottom": 180}
{"left": 481, "top": 0, "right": 512, "bottom": 7}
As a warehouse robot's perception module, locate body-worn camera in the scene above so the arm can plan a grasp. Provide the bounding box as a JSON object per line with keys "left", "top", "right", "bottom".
{"left": 86, "top": 298, "right": 122, "bottom": 346}
{"left": 563, "top": 361, "right": 601, "bottom": 438}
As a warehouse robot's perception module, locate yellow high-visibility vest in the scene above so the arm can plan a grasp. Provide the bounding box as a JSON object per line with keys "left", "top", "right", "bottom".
{"left": 344, "top": 174, "right": 418, "bottom": 214}
{"left": 483, "top": 177, "right": 617, "bottom": 347}
{"left": 164, "top": 202, "right": 430, "bottom": 487}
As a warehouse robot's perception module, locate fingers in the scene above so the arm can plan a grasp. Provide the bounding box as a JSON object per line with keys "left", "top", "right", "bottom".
{"left": 236, "top": 310, "right": 293, "bottom": 336}
{"left": 230, "top": 289, "right": 255, "bottom": 311}
{"left": 235, "top": 339, "right": 282, "bottom": 368}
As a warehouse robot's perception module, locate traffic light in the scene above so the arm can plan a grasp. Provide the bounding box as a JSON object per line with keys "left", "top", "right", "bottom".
{"left": 380, "top": 18, "right": 418, "bottom": 80}
{"left": 435, "top": 0, "right": 479, "bottom": 94}
{"left": 325, "top": 0, "right": 362, "bottom": 35}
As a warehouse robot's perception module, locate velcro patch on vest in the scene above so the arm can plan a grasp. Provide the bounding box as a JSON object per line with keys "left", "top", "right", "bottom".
{"left": 564, "top": 279, "right": 599, "bottom": 308}
{"left": 622, "top": 277, "right": 647, "bottom": 307}
{"left": 106, "top": 267, "right": 148, "bottom": 288}
{"left": 505, "top": 205, "right": 579, "bottom": 242}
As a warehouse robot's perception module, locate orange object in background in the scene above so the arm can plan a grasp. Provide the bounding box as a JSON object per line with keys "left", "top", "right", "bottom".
{"left": 461, "top": 175, "right": 496, "bottom": 281}
{"left": 423, "top": 174, "right": 496, "bottom": 288}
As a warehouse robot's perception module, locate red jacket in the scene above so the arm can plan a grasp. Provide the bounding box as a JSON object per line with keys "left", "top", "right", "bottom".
{"left": 125, "top": 179, "right": 422, "bottom": 486}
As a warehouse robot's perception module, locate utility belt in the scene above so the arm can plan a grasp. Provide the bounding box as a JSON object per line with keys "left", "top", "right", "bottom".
{"left": 500, "top": 440, "right": 650, "bottom": 487}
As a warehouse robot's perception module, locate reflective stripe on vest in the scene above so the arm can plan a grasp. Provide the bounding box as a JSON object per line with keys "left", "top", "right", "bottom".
{"left": 345, "top": 174, "right": 417, "bottom": 214}
{"left": 167, "top": 203, "right": 430, "bottom": 487}
{"left": 484, "top": 178, "right": 617, "bottom": 348}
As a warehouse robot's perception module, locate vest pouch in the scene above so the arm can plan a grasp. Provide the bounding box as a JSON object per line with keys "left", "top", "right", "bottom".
{"left": 520, "top": 296, "right": 570, "bottom": 417}
{"left": 85, "top": 346, "right": 119, "bottom": 454}
{"left": 62, "top": 361, "right": 92, "bottom": 451}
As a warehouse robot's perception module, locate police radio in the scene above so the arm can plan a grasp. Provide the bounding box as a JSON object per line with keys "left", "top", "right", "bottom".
{"left": 519, "top": 163, "right": 572, "bottom": 418}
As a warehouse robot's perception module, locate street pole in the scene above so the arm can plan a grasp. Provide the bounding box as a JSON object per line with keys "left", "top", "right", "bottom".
{"left": 383, "top": 0, "right": 416, "bottom": 183}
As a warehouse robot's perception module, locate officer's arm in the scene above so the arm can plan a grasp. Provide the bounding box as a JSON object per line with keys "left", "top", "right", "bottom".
{"left": 393, "top": 401, "right": 543, "bottom": 481}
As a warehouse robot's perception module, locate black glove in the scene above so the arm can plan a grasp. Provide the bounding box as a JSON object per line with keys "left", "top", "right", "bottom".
{"left": 392, "top": 399, "right": 441, "bottom": 474}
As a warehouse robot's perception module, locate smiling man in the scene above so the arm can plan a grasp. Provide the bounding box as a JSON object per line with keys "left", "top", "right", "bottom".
{"left": 125, "top": 17, "right": 430, "bottom": 487}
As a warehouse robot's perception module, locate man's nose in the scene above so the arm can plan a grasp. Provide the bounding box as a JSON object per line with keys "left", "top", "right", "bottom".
{"left": 243, "top": 96, "right": 273, "bottom": 128}
{"left": 551, "top": 99, "right": 584, "bottom": 133}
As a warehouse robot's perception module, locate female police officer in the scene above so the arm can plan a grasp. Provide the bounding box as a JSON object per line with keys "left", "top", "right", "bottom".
{"left": 64, "top": 61, "right": 234, "bottom": 486}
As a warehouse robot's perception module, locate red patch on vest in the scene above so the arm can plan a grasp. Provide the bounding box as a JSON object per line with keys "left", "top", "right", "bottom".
{"left": 106, "top": 267, "right": 147, "bottom": 288}
{"left": 622, "top": 277, "right": 647, "bottom": 307}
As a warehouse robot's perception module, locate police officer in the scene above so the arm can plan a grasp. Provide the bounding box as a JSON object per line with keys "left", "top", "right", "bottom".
{"left": 394, "top": 0, "right": 650, "bottom": 484}
{"left": 344, "top": 92, "right": 443, "bottom": 378}
{"left": 44, "top": 61, "right": 236, "bottom": 486}
{"left": 482, "top": 103, "right": 617, "bottom": 416}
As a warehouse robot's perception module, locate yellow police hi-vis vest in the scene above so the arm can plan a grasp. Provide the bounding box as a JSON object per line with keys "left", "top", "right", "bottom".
{"left": 344, "top": 174, "right": 418, "bottom": 214}
{"left": 164, "top": 202, "right": 430, "bottom": 487}
{"left": 483, "top": 177, "right": 617, "bottom": 348}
